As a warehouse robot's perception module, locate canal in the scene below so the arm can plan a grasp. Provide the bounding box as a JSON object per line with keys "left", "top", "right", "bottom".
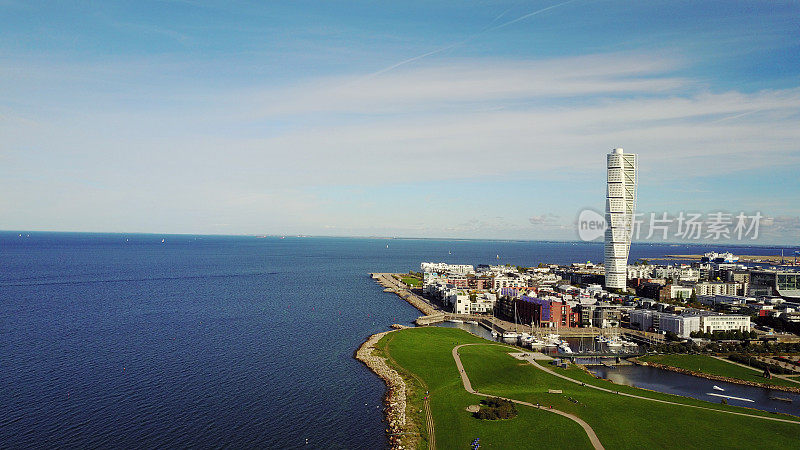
{"left": 588, "top": 364, "right": 800, "bottom": 416}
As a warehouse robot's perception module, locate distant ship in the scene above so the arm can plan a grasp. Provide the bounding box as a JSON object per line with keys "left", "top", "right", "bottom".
{"left": 701, "top": 252, "right": 739, "bottom": 263}
{"left": 713, "top": 385, "right": 725, "bottom": 391}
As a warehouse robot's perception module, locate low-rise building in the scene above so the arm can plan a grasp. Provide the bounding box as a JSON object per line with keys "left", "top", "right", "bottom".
{"left": 684, "top": 310, "right": 751, "bottom": 333}
{"left": 629, "top": 309, "right": 699, "bottom": 338}
{"left": 698, "top": 294, "right": 753, "bottom": 306}
{"left": 420, "top": 262, "right": 475, "bottom": 274}
{"left": 695, "top": 281, "right": 739, "bottom": 297}
{"left": 629, "top": 309, "right": 749, "bottom": 337}
{"left": 515, "top": 296, "right": 580, "bottom": 328}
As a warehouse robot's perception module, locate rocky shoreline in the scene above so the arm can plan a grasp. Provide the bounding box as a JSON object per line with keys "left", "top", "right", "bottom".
{"left": 633, "top": 359, "right": 800, "bottom": 394}
{"left": 372, "top": 273, "right": 437, "bottom": 316}
{"left": 354, "top": 325, "right": 413, "bottom": 450}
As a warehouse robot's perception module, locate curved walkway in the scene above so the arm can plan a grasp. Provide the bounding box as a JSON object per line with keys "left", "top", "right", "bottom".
{"left": 528, "top": 350, "right": 800, "bottom": 424}
{"left": 452, "top": 344, "right": 605, "bottom": 450}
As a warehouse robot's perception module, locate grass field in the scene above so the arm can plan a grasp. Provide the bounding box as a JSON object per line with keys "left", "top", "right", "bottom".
{"left": 378, "top": 327, "right": 800, "bottom": 449}
{"left": 400, "top": 276, "right": 421, "bottom": 287}
{"left": 377, "top": 327, "right": 592, "bottom": 449}
{"left": 638, "top": 354, "right": 799, "bottom": 387}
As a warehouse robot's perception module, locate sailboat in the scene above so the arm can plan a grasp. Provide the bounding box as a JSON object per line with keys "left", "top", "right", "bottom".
{"left": 528, "top": 320, "right": 546, "bottom": 348}
{"left": 502, "top": 302, "right": 521, "bottom": 340}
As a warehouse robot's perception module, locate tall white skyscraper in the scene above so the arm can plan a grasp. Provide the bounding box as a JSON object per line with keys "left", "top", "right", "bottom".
{"left": 605, "top": 148, "right": 637, "bottom": 290}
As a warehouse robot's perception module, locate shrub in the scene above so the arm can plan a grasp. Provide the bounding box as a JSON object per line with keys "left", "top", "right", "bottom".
{"left": 474, "top": 397, "right": 518, "bottom": 420}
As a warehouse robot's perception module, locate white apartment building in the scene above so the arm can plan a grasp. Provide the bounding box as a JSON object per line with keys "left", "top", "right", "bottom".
{"left": 446, "top": 290, "right": 470, "bottom": 313}
{"left": 451, "top": 291, "right": 497, "bottom": 315}
{"left": 695, "top": 312, "right": 750, "bottom": 333}
{"left": 660, "top": 314, "right": 701, "bottom": 338}
{"left": 695, "top": 282, "right": 739, "bottom": 296}
{"left": 630, "top": 309, "right": 749, "bottom": 337}
{"left": 629, "top": 309, "right": 699, "bottom": 338}
{"left": 627, "top": 265, "right": 652, "bottom": 279}
{"left": 669, "top": 285, "right": 694, "bottom": 300}
{"left": 493, "top": 275, "right": 527, "bottom": 290}
{"left": 605, "top": 148, "right": 637, "bottom": 289}
{"left": 420, "top": 262, "right": 474, "bottom": 274}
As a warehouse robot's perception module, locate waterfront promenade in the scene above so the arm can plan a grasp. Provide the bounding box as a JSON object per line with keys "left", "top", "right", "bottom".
{"left": 371, "top": 273, "right": 665, "bottom": 344}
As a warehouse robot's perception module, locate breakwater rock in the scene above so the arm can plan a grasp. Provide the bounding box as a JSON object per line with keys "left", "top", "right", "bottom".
{"left": 355, "top": 330, "right": 411, "bottom": 449}
{"left": 371, "top": 273, "right": 437, "bottom": 316}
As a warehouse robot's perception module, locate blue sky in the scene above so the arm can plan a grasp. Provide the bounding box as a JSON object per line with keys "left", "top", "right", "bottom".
{"left": 1, "top": 1, "right": 799, "bottom": 243}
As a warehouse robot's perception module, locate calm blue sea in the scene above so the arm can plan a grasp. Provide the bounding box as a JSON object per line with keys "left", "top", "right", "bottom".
{"left": 0, "top": 232, "right": 794, "bottom": 448}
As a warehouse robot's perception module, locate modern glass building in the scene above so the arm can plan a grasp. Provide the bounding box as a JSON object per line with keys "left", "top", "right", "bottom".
{"left": 604, "top": 148, "right": 637, "bottom": 289}
{"left": 749, "top": 270, "right": 800, "bottom": 299}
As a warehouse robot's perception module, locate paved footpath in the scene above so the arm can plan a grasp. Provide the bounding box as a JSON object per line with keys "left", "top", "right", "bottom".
{"left": 524, "top": 350, "right": 800, "bottom": 425}
{"left": 710, "top": 355, "right": 800, "bottom": 385}
{"left": 452, "top": 344, "right": 605, "bottom": 450}
{"left": 452, "top": 343, "right": 800, "bottom": 450}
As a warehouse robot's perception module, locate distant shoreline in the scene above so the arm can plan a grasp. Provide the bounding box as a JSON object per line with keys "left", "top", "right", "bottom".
{"left": 3, "top": 230, "right": 797, "bottom": 248}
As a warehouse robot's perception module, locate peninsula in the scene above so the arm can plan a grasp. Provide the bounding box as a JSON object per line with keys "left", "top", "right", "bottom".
{"left": 357, "top": 258, "right": 800, "bottom": 449}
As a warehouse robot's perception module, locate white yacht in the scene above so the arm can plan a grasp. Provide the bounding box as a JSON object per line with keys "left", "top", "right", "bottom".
{"left": 502, "top": 331, "right": 521, "bottom": 340}
{"left": 543, "top": 334, "right": 562, "bottom": 347}
{"left": 558, "top": 341, "right": 574, "bottom": 354}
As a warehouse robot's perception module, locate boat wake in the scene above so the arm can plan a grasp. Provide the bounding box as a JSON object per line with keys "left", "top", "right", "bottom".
{"left": 707, "top": 393, "right": 753, "bottom": 402}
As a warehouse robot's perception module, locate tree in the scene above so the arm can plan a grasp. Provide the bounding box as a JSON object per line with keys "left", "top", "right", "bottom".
{"left": 665, "top": 331, "right": 680, "bottom": 342}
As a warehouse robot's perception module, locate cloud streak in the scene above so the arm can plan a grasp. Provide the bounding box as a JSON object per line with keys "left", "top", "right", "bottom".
{"left": 364, "top": 0, "right": 578, "bottom": 78}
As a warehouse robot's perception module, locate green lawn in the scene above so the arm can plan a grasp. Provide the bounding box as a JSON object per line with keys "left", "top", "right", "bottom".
{"left": 377, "top": 327, "right": 592, "bottom": 449}
{"left": 401, "top": 276, "right": 421, "bottom": 287}
{"left": 638, "top": 354, "right": 799, "bottom": 388}
{"left": 379, "top": 327, "right": 800, "bottom": 449}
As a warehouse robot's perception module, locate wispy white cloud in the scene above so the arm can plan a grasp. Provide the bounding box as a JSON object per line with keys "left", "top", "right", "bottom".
{"left": 2, "top": 51, "right": 799, "bottom": 237}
